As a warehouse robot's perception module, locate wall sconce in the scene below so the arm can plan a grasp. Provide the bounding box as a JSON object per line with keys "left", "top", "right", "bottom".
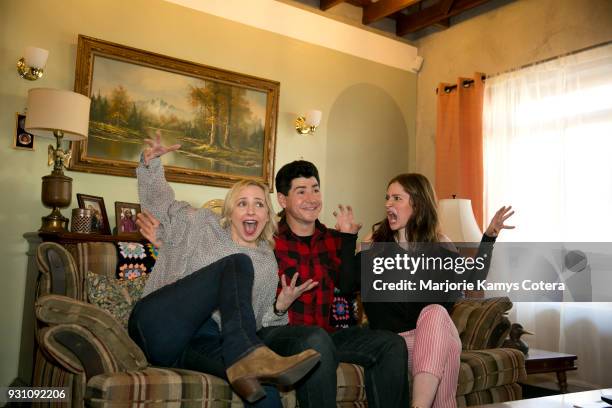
{"left": 295, "top": 109, "right": 322, "bottom": 135}
{"left": 17, "top": 46, "right": 49, "bottom": 80}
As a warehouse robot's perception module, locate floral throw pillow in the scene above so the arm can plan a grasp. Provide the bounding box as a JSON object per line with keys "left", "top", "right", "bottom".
{"left": 86, "top": 271, "right": 149, "bottom": 329}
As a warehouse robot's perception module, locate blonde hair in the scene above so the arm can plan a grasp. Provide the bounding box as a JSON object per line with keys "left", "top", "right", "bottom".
{"left": 220, "top": 180, "right": 277, "bottom": 248}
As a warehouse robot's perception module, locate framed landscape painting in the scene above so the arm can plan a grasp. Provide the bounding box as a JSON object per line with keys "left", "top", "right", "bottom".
{"left": 69, "top": 35, "right": 279, "bottom": 188}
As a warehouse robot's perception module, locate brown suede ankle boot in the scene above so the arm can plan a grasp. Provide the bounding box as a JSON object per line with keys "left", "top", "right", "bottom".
{"left": 226, "top": 346, "right": 320, "bottom": 402}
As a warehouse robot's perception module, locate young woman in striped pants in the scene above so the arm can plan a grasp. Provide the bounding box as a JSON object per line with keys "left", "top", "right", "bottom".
{"left": 359, "top": 173, "right": 514, "bottom": 408}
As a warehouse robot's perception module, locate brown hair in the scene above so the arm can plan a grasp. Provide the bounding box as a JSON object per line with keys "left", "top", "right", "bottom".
{"left": 371, "top": 173, "right": 440, "bottom": 243}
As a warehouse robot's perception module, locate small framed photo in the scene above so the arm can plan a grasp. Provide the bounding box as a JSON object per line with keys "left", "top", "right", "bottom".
{"left": 13, "top": 113, "right": 35, "bottom": 150}
{"left": 115, "top": 202, "right": 142, "bottom": 237}
{"left": 77, "top": 194, "right": 111, "bottom": 235}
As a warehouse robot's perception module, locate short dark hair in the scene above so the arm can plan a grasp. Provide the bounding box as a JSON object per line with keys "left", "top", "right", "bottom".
{"left": 275, "top": 160, "right": 320, "bottom": 195}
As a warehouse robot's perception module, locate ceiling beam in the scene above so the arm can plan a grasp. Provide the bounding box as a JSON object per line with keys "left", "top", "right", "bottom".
{"left": 433, "top": 18, "right": 451, "bottom": 29}
{"left": 362, "top": 0, "right": 421, "bottom": 25}
{"left": 397, "top": 0, "right": 491, "bottom": 35}
{"left": 320, "top": 0, "right": 347, "bottom": 11}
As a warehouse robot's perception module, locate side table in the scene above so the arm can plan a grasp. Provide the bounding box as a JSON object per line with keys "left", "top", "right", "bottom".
{"left": 524, "top": 348, "right": 578, "bottom": 393}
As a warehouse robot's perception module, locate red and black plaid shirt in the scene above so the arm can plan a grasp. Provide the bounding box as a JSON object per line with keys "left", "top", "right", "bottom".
{"left": 274, "top": 218, "right": 357, "bottom": 333}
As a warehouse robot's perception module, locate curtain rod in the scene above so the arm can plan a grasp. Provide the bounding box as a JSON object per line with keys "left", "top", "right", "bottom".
{"left": 485, "top": 39, "right": 612, "bottom": 79}
{"left": 436, "top": 76, "right": 485, "bottom": 94}
{"left": 435, "top": 39, "right": 612, "bottom": 94}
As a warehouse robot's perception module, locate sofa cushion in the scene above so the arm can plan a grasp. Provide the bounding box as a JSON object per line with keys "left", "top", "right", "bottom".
{"left": 75, "top": 242, "right": 118, "bottom": 278}
{"left": 457, "top": 348, "right": 526, "bottom": 395}
{"left": 86, "top": 271, "right": 148, "bottom": 328}
{"left": 86, "top": 364, "right": 362, "bottom": 408}
{"left": 463, "top": 383, "right": 522, "bottom": 406}
{"left": 86, "top": 367, "right": 232, "bottom": 407}
{"left": 451, "top": 297, "right": 513, "bottom": 350}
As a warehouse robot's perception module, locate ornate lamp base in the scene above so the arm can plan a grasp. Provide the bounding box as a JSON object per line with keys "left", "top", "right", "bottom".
{"left": 40, "top": 171, "right": 72, "bottom": 232}
{"left": 40, "top": 208, "right": 69, "bottom": 232}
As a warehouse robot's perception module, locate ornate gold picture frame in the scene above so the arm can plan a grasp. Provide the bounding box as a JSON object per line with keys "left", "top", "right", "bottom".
{"left": 70, "top": 35, "right": 279, "bottom": 188}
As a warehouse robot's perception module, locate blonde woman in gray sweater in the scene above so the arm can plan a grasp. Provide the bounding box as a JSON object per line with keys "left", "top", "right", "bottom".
{"left": 128, "top": 134, "right": 320, "bottom": 405}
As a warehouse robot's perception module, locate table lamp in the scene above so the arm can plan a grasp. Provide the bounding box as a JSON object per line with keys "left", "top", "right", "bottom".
{"left": 438, "top": 197, "right": 482, "bottom": 243}
{"left": 25, "top": 88, "right": 91, "bottom": 232}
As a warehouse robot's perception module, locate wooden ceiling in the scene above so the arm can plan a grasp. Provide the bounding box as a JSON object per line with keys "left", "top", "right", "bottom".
{"left": 318, "top": 0, "right": 497, "bottom": 37}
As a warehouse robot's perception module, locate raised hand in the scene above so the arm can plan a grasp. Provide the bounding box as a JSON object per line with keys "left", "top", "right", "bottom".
{"left": 136, "top": 209, "right": 163, "bottom": 248}
{"left": 143, "top": 130, "right": 181, "bottom": 165}
{"left": 275, "top": 273, "right": 318, "bottom": 313}
{"left": 485, "top": 206, "right": 515, "bottom": 237}
{"left": 333, "top": 204, "right": 362, "bottom": 234}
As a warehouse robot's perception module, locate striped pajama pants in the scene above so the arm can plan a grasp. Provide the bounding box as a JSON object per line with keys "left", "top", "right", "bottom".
{"left": 399, "top": 304, "right": 462, "bottom": 408}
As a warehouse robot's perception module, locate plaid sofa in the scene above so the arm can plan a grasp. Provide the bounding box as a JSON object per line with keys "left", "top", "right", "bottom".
{"left": 33, "top": 240, "right": 525, "bottom": 407}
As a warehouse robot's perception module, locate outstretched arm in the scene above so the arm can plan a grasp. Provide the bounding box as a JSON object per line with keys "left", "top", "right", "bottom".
{"left": 333, "top": 204, "right": 362, "bottom": 294}
{"left": 136, "top": 132, "right": 187, "bottom": 227}
{"left": 464, "top": 205, "right": 515, "bottom": 281}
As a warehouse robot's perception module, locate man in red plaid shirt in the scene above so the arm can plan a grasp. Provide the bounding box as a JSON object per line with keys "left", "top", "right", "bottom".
{"left": 270, "top": 160, "right": 409, "bottom": 408}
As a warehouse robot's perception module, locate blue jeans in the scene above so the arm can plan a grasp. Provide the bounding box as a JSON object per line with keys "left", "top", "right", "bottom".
{"left": 331, "top": 326, "right": 410, "bottom": 408}
{"left": 258, "top": 325, "right": 409, "bottom": 408}
{"left": 257, "top": 325, "right": 337, "bottom": 407}
{"left": 128, "top": 253, "right": 261, "bottom": 370}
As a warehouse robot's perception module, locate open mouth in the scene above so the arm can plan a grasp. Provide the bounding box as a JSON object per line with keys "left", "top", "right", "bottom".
{"left": 243, "top": 220, "right": 258, "bottom": 236}
{"left": 387, "top": 210, "right": 397, "bottom": 224}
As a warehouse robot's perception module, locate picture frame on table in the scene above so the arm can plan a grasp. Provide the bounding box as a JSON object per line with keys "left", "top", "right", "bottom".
{"left": 114, "top": 201, "right": 142, "bottom": 238}
{"left": 69, "top": 34, "right": 279, "bottom": 189}
{"left": 77, "top": 194, "right": 111, "bottom": 235}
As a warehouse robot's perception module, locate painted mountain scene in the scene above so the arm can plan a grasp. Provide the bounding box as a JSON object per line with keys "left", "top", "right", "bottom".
{"left": 88, "top": 56, "right": 268, "bottom": 177}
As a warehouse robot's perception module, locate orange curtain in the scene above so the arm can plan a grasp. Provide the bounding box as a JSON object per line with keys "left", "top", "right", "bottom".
{"left": 435, "top": 73, "right": 485, "bottom": 229}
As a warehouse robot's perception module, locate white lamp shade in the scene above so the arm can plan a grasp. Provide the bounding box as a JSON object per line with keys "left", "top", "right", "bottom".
{"left": 305, "top": 109, "right": 322, "bottom": 127}
{"left": 438, "top": 198, "right": 482, "bottom": 242}
{"left": 25, "top": 88, "right": 91, "bottom": 141}
{"left": 24, "top": 46, "right": 49, "bottom": 68}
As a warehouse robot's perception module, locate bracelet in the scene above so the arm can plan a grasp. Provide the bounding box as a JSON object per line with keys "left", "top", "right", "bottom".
{"left": 273, "top": 300, "right": 287, "bottom": 316}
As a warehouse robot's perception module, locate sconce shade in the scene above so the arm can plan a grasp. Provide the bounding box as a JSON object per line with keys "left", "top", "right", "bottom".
{"left": 305, "top": 110, "right": 322, "bottom": 127}
{"left": 438, "top": 198, "right": 482, "bottom": 242}
{"left": 24, "top": 46, "right": 49, "bottom": 69}
{"left": 25, "top": 88, "right": 91, "bottom": 141}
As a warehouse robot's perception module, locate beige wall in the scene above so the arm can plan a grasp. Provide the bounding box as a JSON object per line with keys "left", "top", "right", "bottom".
{"left": 415, "top": 0, "right": 612, "bottom": 181}
{"left": 0, "top": 0, "right": 415, "bottom": 386}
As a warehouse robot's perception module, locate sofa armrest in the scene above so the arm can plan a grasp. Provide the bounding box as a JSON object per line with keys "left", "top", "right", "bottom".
{"left": 458, "top": 348, "right": 526, "bottom": 396}
{"left": 38, "top": 324, "right": 121, "bottom": 378}
{"left": 36, "top": 294, "right": 148, "bottom": 372}
{"left": 452, "top": 297, "right": 513, "bottom": 350}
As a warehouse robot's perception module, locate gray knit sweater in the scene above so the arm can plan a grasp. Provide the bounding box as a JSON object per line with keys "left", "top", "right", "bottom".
{"left": 137, "top": 157, "right": 287, "bottom": 329}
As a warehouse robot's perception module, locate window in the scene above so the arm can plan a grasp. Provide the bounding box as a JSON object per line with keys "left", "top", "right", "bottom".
{"left": 482, "top": 43, "right": 612, "bottom": 388}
